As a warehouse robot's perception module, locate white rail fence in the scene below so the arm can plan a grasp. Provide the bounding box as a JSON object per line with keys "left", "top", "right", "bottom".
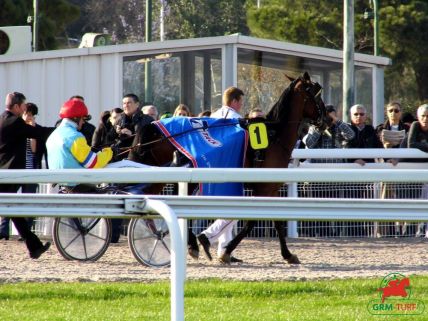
{"left": 286, "top": 148, "right": 428, "bottom": 238}
{"left": 1, "top": 148, "right": 428, "bottom": 321}
{"left": 27, "top": 148, "right": 428, "bottom": 238}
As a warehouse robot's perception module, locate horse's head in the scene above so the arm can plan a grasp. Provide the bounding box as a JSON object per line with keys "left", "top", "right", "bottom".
{"left": 266, "top": 72, "right": 327, "bottom": 130}
{"left": 128, "top": 122, "right": 175, "bottom": 166}
{"left": 289, "top": 72, "right": 327, "bottom": 128}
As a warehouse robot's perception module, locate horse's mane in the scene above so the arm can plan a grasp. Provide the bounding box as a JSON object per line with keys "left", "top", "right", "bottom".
{"left": 265, "top": 77, "right": 299, "bottom": 124}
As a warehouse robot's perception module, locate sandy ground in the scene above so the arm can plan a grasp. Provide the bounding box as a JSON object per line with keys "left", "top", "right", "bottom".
{"left": 1, "top": 237, "right": 428, "bottom": 283}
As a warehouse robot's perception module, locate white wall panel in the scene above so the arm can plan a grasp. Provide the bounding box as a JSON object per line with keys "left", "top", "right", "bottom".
{"left": 0, "top": 64, "right": 7, "bottom": 104}
{"left": 7, "top": 62, "right": 25, "bottom": 93}
{"left": 81, "top": 55, "right": 100, "bottom": 120}
{"left": 100, "top": 53, "right": 121, "bottom": 113}
{"left": 0, "top": 35, "right": 388, "bottom": 133}
{"left": 25, "top": 61, "right": 46, "bottom": 125}
{"left": 62, "top": 56, "right": 83, "bottom": 101}
{"left": 44, "top": 59, "right": 63, "bottom": 126}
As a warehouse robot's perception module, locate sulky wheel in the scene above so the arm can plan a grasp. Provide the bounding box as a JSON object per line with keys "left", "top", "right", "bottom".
{"left": 52, "top": 217, "right": 112, "bottom": 261}
{"left": 127, "top": 218, "right": 171, "bottom": 267}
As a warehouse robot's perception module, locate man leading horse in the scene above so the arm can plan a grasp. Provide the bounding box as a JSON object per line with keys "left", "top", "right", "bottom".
{"left": 196, "top": 86, "right": 245, "bottom": 263}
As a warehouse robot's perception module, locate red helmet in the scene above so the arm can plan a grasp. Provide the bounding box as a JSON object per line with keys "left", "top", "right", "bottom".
{"left": 59, "top": 99, "right": 88, "bottom": 119}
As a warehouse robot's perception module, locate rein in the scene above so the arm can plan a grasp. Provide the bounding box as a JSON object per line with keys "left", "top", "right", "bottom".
{"left": 251, "top": 76, "right": 325, "bottom": 166}
{"left": 118, "top": 120, "right": 245, "bottom": 157}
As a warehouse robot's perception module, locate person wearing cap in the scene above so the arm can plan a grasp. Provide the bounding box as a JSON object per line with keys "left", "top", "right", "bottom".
{"left": 69, "top": 95, "right": 96, "bottom": 146}
{"left": 46, "top": 98, "right": 113, "bottom": 184}
{"left": 0, "top": 92, "right": 53, "bottom": 259}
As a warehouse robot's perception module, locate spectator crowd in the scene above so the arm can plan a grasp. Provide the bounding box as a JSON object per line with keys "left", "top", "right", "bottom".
{"left": 1, "top": 88, "right": 427, "bottom": 261}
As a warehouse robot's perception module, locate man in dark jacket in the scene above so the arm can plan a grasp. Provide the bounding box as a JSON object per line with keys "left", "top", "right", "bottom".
{"left": 114, "top": 93, "right": 153, "bottom": 161}
{"left": 110, "top": 94, "right": 153, "bottom": 242}
{"left": 0, "top": 102, "right": 49, "bottom": 236}
{"left": 349, "top": 104, "right": 381, "bottom": 165}
{"left": 0, "top": 92, "right": 52, "bottom": 259}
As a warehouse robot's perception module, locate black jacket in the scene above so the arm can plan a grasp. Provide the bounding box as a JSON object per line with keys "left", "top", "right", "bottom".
{"left": 348, "top": 124, "right": 381, "bottom": 163}
{"left": 375, "top": 120, "right": 409, "bottom": 148}
{"left": 92, "top": 114, "right": 119, "bottom": 151}
{"left": 80, "top": 121, "right": 96, "bottom": 146}
{"left": 114, "top": 111, "right": 153, "bottom": 160}
{"left": 0, "top": 111, "right": 53, "bottom": 170}
{"left": 32, "top": 123, "right": 49, "bottom": 169}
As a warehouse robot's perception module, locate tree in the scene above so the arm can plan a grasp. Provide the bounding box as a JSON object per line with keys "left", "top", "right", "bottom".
{"left": 0, "top": 0, "right": 80, "bottom": 50}
{"left": 0, "top": 0, "right": 28, "bottom": 26}
{"left": 38, "top": 0, "right": 80, "bottom": 49}
{"left": 380, "top": 1, "right": 428, "bottom": 106}
{"left": 246, "top": 0, "right": 428, "bottom": 111}
{"left": 82, "top": 0, "right": 248, "bottom": 43}
{"left": 165, "top": 0, "right": 248, "bottom": 39}
{"left": 84, "top": 0, "right": 163, "bottom": 44}
{"left": 247, "top": 1, "right": 373, "bottom": 52}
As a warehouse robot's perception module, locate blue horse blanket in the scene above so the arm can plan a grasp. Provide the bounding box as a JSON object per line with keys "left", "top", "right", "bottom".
{"left": 154, "top": 117, "right": 247, "bottom": 196}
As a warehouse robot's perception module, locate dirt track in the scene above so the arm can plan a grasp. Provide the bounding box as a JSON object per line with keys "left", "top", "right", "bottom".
{"left": 1, "top": 237, "right": 427, "bottom": 283}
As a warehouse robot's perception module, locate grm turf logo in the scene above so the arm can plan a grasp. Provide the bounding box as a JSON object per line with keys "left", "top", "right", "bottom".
{"left": 367, "top": 272, "right": 425, "bottom": 315}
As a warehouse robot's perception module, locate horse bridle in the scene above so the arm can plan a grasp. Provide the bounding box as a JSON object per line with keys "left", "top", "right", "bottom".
{"left": 299, "top": 77, "right": 325, "bottom": 128}
{"left": 250, "top": 77, "right": 326, "bottom": 168}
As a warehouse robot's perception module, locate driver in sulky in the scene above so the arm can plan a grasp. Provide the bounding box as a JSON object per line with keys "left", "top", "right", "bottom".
{"left": 46, "top": 98, "right": 114, "bottom": 193}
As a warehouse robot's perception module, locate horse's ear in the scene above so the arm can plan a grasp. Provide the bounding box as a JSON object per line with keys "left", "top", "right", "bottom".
{"left": 303, "top": 72, "right": 311, "bottom": 81}
{"left": 285, "top": 74, "right": 294, "bottom": 82}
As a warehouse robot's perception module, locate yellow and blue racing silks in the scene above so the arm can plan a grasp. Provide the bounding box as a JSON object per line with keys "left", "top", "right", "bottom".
{"left": 46, "top": 119, "right": 112, "bottom": 170}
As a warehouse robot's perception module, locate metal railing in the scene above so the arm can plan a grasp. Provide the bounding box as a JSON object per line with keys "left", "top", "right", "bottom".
{"left": 1, "top": 148, "right": 428, "bottom": 320}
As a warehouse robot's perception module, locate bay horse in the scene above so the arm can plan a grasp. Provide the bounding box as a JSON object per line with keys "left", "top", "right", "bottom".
{"left": 128, "top": 72, "right": 327, "bottom": 264}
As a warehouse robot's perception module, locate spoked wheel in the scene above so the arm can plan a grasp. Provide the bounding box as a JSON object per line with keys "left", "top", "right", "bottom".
{"left": 52, "top": 217, "right": 112, "bottom": 261}
{"left": 128, "top": 218, "right": 171, "bottom": 267}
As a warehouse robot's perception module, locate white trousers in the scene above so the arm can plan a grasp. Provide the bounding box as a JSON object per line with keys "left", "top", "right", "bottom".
{"left": 202, "top": 219, "right": 237, "bottom": 257}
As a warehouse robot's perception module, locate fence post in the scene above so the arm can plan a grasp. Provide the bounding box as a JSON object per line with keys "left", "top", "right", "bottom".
{"left": 178, "top": 182, "right": 188, "bottom": 276}
{"left": 287, "top": 182, "right": 299, "bottom": 238}
{"left": 144, "top": 198, "right": 185, "bottom": 321}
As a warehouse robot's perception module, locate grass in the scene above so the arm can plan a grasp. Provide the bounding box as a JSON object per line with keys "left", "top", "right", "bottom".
{"left": 0, "top": 276, "right": 427, "bottom": 320}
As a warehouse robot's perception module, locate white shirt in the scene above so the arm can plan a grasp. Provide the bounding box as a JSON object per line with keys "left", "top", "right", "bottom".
{"left": 211, "top": 106, "right": 241, "bottom": 119}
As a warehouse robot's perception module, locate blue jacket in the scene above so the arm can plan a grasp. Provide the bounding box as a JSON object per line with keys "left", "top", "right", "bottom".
{"left": 46, "top": 119, "right": 112, "bottom": 170}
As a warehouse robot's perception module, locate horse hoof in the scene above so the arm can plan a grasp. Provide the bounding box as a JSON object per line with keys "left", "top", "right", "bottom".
{"left": 197, "top": 234, "right": 212, "bottom": 261}
{"left": 188, "top": 247, "right": 199, "bottom": 260}
{"left": 286, "top": 254, "right": 301, "bottom": 264}
{"left": 218, "top": 253, "right": 231, "bottom": 265}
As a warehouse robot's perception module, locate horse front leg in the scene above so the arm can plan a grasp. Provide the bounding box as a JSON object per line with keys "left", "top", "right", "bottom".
{"left": 274, "top": 221, "right": 300, "bottom": 264}
{"left": 221, "top": 220, "right": 256, "bottom": 264}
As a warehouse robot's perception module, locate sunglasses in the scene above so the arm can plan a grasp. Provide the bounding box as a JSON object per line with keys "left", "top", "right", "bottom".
{"left": 388, "top": 109, "right": 401, "bottom": 113}
{"left": 353, "top": 113, "right": 365, "bottom": 116}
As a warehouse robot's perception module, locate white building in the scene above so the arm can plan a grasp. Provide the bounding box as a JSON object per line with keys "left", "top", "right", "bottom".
{"left": 0, "top": 34, "right": 390, "bottom": 127}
